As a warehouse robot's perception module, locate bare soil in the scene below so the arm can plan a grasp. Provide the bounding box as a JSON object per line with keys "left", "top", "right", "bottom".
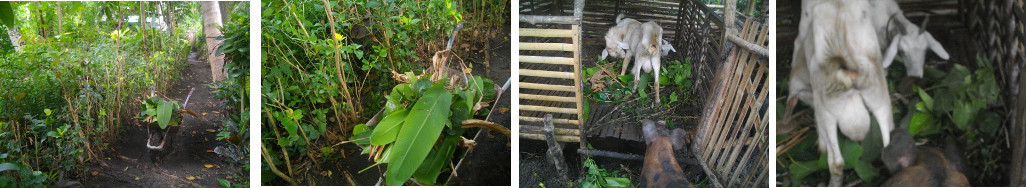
{"left": 81, "top": 52, "right": 247, "bottom": 187}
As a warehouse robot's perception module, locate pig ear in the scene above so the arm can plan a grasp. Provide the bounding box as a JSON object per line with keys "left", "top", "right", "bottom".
{"left": 924, "top": 33, "right": 950, "bottom": 60}
{"left": 600, "top": 50, "right": 609, "bottom": 60}
{"left": 882, "top": 34, "right": 902, "bottom": 68}
{"left": 618, "top": 42, "right": 629, "bottom": 50}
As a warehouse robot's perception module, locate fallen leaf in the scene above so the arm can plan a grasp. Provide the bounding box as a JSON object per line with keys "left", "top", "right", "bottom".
{"left": 202, "top": 112, "right": 207, "bottom": 116}
{"left": 206, "top": 129, "right": 216, "bottom": 133}
{"left": 186, "top": 176, "right": 195, "bottom": 180}
{"left": 206, "top": 150, "right": 215, "bottom": 153}
{"left": 213, "top": 111, "right": 220, "bottom": 114}
{"left": 204, "top": 164, "right": 214, "bottom": 168}
{"left": 91, "top": 171, "right": 98, "bottom": 176}
{"left": 226, "top": 176, "right": 233, "bottom": 180}
{"left": 135, "top": 177, "right": 140, "bottom": 181}
{"left": 463, "top": 68, "right": 472, "bottom": 73}
{"left": 498, "top": 107, "right": 509, "bottom": 113}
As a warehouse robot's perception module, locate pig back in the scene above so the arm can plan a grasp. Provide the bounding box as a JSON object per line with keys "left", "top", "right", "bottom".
{"left": 641, "top": 137, "right": 694, "bottom": 188}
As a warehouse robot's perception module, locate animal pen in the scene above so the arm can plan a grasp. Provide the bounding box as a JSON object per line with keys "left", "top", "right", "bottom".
{"left": 517, "top": 0, "right": 768, "bottom": 187}
{"left": 776, "top": 0, "right": 1026, "bottom": 186}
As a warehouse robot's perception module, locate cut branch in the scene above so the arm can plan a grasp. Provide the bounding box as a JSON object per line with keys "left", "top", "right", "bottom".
{"left": 461, "top": 119, "right": 510, "bottom": 137}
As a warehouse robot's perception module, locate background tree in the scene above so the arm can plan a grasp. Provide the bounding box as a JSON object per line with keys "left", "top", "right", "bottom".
{"left": 200, "top": 1, "right": 225, "bottom": 82}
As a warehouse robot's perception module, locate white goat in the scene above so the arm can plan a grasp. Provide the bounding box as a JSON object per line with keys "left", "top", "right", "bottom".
{"left": 629, "top": 21, "right": 664, "bottom": 104}
{"left": 790, "top": 0, "right": 894, "bottom": 186}
{"left": 869, "top": 0, "right": 949, "bottom": 77}
{"left": 601, "top": 14, "right": 643, "bottom": 75}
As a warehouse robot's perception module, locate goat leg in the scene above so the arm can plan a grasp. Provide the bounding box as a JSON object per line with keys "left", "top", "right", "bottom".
{"left": 653, "top": 57, "right": 661, "bottom": 105}
{"left": 814, "top": 101, "right": 845, "bottom": 187}
{"left": 620, "top": 52, "right": 633, "bottom": 76}
{"left": 860, "top": 71, "right": 894, "bottom": 147}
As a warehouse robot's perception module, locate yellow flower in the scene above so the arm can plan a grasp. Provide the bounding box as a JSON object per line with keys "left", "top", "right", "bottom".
{"left": 333, "top": 33, "right": 346, "bottom": 41}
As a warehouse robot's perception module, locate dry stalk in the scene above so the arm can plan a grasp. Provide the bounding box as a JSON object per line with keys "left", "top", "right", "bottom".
{"left": 265, "top": 110, "right": 294, "bottom": 178}
{"left": 262, "top": 142, "right": 298, "bottom": 185}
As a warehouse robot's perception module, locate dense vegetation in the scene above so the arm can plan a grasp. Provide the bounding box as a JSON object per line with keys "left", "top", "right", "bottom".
{"left": 0, "top": 2, "right": 248, "bottom": 186}
{"left": 261, "top": 0, "right": 508, "bottom": 185}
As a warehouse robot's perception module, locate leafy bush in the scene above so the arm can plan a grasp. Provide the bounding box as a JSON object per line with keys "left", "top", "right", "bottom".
{"left": 212, "top": 5, "right": 250, "bottom": 158}
{"left": 260, "top": 0, "right": 489, "bottom": 184}
{"left": 0, "top": 2, "right": 194, "bottom": 185}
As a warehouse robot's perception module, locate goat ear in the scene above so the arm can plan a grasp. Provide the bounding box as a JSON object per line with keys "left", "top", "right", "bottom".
{"left": 924, "top": 33, "right": 950, "bottom": 60}
{"left": 618, "top": 42, "right": 629, "bottom": 50}
{"left": 882, "top": 34, "right": 902, "bottom": 68}
{"left": 600, "top": 50, "right": 609, "bottom": 60}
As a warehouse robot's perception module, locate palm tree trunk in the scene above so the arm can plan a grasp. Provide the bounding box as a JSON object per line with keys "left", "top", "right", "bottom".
{"left": 200, "top": 1, "right": 225, "bottom": 82}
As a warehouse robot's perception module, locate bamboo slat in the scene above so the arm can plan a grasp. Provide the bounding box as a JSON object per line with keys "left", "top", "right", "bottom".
{"left": 520, "top": 116, "right": 581, "bottom": 125}
{"left": 520, "top": 105, "right": 579, "bottom": 115}
{"left": 519, "top": 82, "right": 576, "bottom": 92}
{"left": 521, "top": 94, "right": 577, "bottom": 103}
{"left": 520, "top": 125, "right": 581, "bottom": 136}
{"left": 520, "top": 133, "right": 580, "bottom": 143}
{"left": 571, "top": 24, "right": 585, "bottom": 133}
{"left": 520, "top": 55, "right": 575, "bottom": 65}
{"left": 519, "top": 15, "right": 580, "bottom": 25}
{"left": 519, "top": 42, "right": 577, "bottom": 51}
{"left": 520, "top": 69, "right": 577, "bottom": 79}
{"left": 520, "top": 28, "right": 575, "bottom": 38}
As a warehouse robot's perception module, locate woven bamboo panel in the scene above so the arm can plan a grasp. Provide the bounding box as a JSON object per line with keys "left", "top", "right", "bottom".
{"left": 694, "top": 18, "right": 768, "bottom": 188}
{"left": 962, "top": 0, "right": 1026, "bottom": 185}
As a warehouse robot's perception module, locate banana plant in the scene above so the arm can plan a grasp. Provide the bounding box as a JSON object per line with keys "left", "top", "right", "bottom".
{"left": 350, "top": 71, "right": 498, "bottom": 185}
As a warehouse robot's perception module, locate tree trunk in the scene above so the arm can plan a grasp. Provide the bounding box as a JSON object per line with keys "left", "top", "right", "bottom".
{"left": 200, "top": 1, "right": 225, "bottom": 82}
{"left": 36, "top": 8, "right": 45, "bottom": 38}
{"left": 219, "top": 2, "right": 231, "bottom": 24}
{"left": 140, "top": 1, "right": 147, "bottom": 51}
{"left": 56, "top": 2, "right": 62, "bottom": 34}
{"left": 6, "top": 25, "right": 22, "bottom": 52}
{"left": 162, "top": 2, "right": 174, "bottom": 35}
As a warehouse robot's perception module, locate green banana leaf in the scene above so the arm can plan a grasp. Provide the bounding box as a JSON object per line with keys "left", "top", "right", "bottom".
{"left": 385, "top": 83, "right": 452, "bottom": 186}
{"left": 370, "top": 109, "right": 410, "bottom": 145}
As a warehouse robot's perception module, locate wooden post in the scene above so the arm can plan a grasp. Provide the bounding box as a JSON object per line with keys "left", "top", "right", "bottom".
{"left": 544, "top": 114, "right": 569, "bottom": 180}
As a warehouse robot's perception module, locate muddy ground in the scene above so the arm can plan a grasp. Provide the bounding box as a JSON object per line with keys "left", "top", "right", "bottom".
{"left": 81, "top": 52, "right": 247, "bottom": 187}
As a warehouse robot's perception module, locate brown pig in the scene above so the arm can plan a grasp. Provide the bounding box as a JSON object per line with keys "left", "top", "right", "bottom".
{"left": 641, "top": 119, "right": 694, "bottom": 188}
{"left": 881, "top": 128, "right": 969, "bottom": 187}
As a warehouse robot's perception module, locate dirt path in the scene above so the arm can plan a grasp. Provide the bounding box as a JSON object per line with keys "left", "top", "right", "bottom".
{"left": 82, "top": 52, "right": 246, "bottom": 187}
